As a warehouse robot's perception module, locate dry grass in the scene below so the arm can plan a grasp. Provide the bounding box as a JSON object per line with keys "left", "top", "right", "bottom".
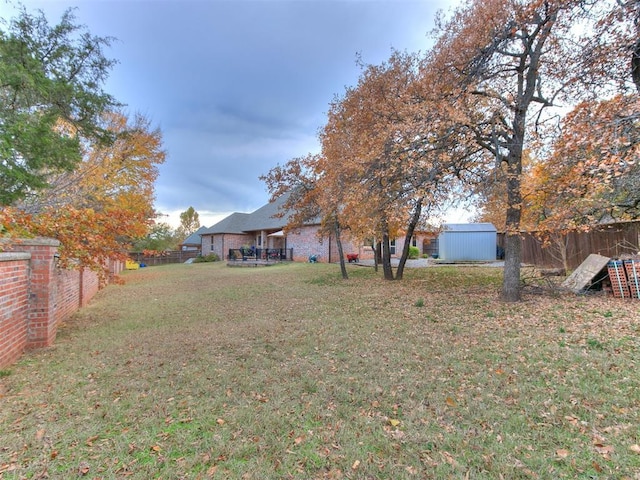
{"left": 1, "top": 262, "right": 639, "bottom": 479}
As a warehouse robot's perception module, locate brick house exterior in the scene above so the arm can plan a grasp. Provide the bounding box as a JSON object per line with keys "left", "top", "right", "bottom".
{"left": 199, "top": 194, "right": 436, "bottom": 263}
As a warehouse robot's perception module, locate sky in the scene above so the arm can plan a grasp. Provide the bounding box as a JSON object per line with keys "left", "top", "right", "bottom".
{"left": 0, "top": 0, "right": 460, "bottom": 229}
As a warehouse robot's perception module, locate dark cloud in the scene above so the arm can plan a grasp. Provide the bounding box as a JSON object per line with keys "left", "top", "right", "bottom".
{"left": 0, "top": 0, "right": 456, "bottom": 226}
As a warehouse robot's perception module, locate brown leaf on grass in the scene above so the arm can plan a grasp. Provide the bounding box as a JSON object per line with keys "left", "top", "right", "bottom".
{"left": 594, "top": 443, "right": 614, "bottom": 457}
{"left": 629, "top": 444, "right": 640, "bottom": 454}
{"left": 326, "top": 468, "right": 343, "bottom": 479}
{"left": 151, "top": 445, "right": 161, "bottom": 452}
{"left": 77, "top": 462, "right": 90, "bottom": 475}
{"left": 351, "top": 460, "right": 360, "bottom": 470}
{"left": 445, "top": 396, "right": 457, "bottom": 407}
{"left": 555, "top": 448, "right": 570, "bottom": 459}
{"left": 441, "top": 451, "right": 457, "bottom": 466}
{"left": 35, "top": 429, "right": 45, "bottom": 441}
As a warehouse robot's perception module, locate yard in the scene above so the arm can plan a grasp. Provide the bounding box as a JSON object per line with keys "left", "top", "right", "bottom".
{"left": 1, "top": 262, "right": 639, "bottom": 479}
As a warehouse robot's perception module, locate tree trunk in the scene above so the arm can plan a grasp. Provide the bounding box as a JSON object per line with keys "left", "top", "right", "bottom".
{"left": 502, "top": 229, "right": 522, "bottom": 301}
{"left": 502, "top": 124, "right": 524, "bottom": 302}
{"left": 396, "top": 197, "right": 424, "bottom": 280}
{"left": 334, "top": 220, "right": 349, "bottom": 279}
{"left": 381, "top": 232, "right": 395, "bottom": 280}
{"left": 633, "top": 1, "right": 640, "bottom": 93}
{"left": 373, "top": 240, "right": 381, "bottom": 273}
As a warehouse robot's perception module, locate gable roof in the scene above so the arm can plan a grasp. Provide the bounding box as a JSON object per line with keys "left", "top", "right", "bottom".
{"left": 181, "top": 226, "right": 208, "bottom": 245}
{"left": 201, "top": 192, "right": 294, "bottom": 235}
{"left": 244, "top": 193, "right": 293, "bottom": 231}
{"left": 201, "top": 212, "right": 252, "bottom": 235}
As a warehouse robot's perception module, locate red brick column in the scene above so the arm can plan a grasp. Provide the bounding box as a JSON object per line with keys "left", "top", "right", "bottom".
{"left": 0, "top": 252, "right": 31, "bottom": 367}
{"left": 2, "top": 238, "right": 61, "bottom": 349}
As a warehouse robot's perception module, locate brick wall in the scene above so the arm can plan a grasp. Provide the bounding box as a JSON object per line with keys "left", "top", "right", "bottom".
{"left": 0, "top": 253, "right": 31, "bottom": 367}
{"left": 286, "top": 226, "right": 330, "bottom": 262}
{"left": 0, "top": 238, "right": 123, "bottom": 368}
{"left": 19, "top": 238, "right": 60, "bottom": 350}
{"left": 204, "top": 233, "right": 253, "bottom": 259}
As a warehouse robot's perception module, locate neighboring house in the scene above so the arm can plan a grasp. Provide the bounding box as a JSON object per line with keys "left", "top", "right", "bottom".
{"left": 180, "top": 226, "right": 208, "bottom": 251}
{"left": 199, "top": 194, "right": 439, "bottom": 263}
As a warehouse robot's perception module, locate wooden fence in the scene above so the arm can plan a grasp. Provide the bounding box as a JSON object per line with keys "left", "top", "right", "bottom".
{"left": 497, "top": 221, "right": 640, "bottom": 270}
{"left": 129, "top": 250, "right": 201, "bottom": 266}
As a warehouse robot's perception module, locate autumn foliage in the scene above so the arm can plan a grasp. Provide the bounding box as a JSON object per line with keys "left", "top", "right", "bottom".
{"left": 0, "top": 111, "right": 165, "bottom": 280}
{"left": 261, "top": 0, "right": 639, "bottom": 300}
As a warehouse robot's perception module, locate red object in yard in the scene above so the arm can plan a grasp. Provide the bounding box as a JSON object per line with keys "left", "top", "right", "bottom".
{"left": 347, "top": 253, "right": 359, "bottom": 263}
{"left": 608, "top": 260, "right": 630, "bottom": 298}
{"left": 624, "top": 259, "right": 640, "bottom": 299}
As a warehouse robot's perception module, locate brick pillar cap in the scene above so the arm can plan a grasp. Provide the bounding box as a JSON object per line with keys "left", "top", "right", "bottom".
{"left": 0, "top": 252, "right": 31, "bottom": 261}
{"left": 0, "top": 237, "right": 60, "bottom": 247}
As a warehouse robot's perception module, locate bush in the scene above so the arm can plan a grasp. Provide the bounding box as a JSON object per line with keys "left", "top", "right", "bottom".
{"left": 194, "top": 253, "right": 219, "bottom": 263}
{"left": 408, "top": 246, "right": 420, "bottom": 259}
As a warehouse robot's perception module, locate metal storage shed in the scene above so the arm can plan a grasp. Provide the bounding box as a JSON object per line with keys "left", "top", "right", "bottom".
{"left": 437, "top": 223, "right": 497, "bottom": 262}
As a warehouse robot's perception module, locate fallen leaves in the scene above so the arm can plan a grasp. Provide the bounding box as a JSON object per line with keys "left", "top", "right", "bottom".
{"left": 77, "top": 461, "right": 90, "bottom": 476}
{"left": 594, "top": 442, "right": 615, "bottom": 460}
{"left": 2, "top": 265, "right": 640, "bottom": 478}
{"left": 445, "top": 396, "right": 457, "bottom": 407}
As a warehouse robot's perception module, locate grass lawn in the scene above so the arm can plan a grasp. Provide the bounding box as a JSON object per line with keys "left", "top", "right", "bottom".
{"left": 1, "top": 261, "right": 639, "bottom": 479}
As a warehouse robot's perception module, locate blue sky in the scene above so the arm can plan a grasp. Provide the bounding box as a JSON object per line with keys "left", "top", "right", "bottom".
{"left": 1, "top": 0, "right": 458, "bottom": 228}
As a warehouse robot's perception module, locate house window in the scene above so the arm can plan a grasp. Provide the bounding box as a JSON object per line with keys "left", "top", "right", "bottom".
{"left": 257, "top": 235, "right": 262, "bottom": 246}
{"left": 412, "top": 236, "right": 417, "bottom": 247}
{"left": 389, "top": 239, "right": 396, "bottom": 255}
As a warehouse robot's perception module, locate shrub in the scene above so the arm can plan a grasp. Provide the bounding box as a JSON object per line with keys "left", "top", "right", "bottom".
{"left": 194, "top": 253, "right": 220, "bottom": 263}
{"left": 408, "top": 246, "right": 420, "bottom": 259}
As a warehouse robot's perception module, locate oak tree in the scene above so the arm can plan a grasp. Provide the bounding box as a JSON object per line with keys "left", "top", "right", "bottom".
{"left": 429, "top": 0, "right": 635, "bottom": 301}
{"left": 1, "top": 111, "right": 165, "bottom": 280}
{"left": 320, "top": 51, "right": 459, "bottom": 280}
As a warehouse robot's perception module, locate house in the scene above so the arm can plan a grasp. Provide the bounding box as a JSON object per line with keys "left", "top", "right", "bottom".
{"left": 199, "top": 194, "right": 294, "bottom": 260}
{"left": 179, "top": 226, "right": 207, "bottom": 251}
{"left": 199, "top": 194, "right": 439, "bottom": 263}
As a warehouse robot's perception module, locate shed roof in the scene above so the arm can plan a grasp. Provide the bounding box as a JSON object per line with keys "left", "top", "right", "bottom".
{"left": 442, "top": 223, "right": 497, "bottom": 233}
